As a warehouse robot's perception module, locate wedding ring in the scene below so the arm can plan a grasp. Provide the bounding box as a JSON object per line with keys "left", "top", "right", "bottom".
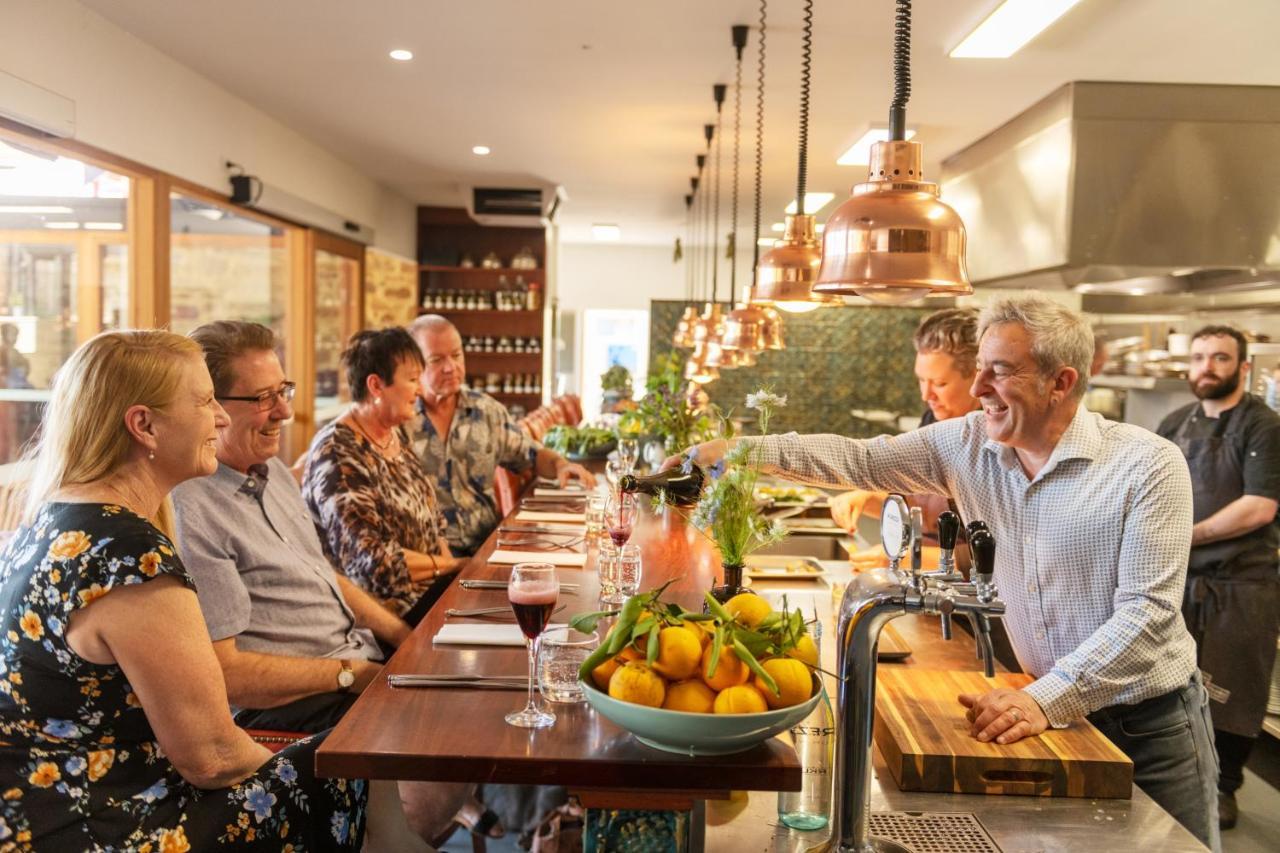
{"left": 1009, "top": 707, "right": 1022, "bottom": 722}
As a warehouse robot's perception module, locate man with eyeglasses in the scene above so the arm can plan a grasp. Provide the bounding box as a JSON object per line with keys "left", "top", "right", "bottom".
{"left": 171, "top": 320, "right": 407, "bottom": 731}
{"left": 407, "top": 315, "right": 596, "bottom": 556}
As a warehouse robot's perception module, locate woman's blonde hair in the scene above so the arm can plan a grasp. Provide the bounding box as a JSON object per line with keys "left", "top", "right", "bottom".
{"left": 23, "top": 330, "right": 204, "bottom": 538}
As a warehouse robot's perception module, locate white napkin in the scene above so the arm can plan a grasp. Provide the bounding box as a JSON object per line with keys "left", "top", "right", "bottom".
{"left": 533, "top": 487, "right": 587, "bottom": 497}
{"left": 489, "top": 549, "right": 588, "bottom": 567}
{"left": 514, "top": 511, "right": 586, "bottom": 524}
{"left": 433, "top": 623, "right": 567, "bottom": 646}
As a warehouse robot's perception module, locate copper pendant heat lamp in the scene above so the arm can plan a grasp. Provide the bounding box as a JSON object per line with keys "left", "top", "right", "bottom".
{"left": 812, "top": 0, "right": 970, "bottom": 305}
{"left": 720, "top": 299, "right": 769, "bottom": 353}
{"left": 754, "top": 214, "right": 841, "bottom": 313}
{"left": 672, "top": 306, "right": 698, "bottom": 348}
{"left": 760, "top": 305, "right": 786, "bottom": 350}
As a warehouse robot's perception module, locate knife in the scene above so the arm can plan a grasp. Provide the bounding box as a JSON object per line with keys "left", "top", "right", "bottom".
{"left": 459, "top": 579, "right": 580, "bottom": 592}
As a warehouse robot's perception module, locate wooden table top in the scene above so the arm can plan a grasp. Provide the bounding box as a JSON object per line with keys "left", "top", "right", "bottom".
{"left": 314, "top": 498, "right": 804, "bottom": 792}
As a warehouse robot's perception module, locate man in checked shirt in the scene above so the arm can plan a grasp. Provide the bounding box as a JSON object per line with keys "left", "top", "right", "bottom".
{"left": 676, "top": 294, "right": 1218, "bottom": 850}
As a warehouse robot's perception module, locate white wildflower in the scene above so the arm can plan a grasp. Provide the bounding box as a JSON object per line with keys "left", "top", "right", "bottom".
{"left": 746, "top": 390, "right": 787, "bottom": 411}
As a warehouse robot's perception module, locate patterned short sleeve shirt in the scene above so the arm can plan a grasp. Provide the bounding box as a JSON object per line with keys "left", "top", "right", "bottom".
{"left": 743, "top": 405, "right": 1200, "bottom": 725}
{"left": 406, "top": 391, "right": 539, "bottom": 555}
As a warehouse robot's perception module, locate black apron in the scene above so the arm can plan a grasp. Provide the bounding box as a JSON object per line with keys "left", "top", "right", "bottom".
{"left": 1171, "top": 400, "right": 1280, "bottom": 736}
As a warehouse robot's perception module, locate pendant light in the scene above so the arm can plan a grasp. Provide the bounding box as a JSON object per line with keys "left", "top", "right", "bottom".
{"left": 672, "top": 191, "right": 697, "bottom": 347}
{"left": 701, "top": 85, "right": 731, "bottom": 370}
{"left": 813, "top": 0, "right": 971, "bottom": 304}
{"left": 754, "top": 0, "right": 839, "bottom": 313}
{"left": 685, "top": 131, "right": 720, "bottom": 386}
{"left": 720, "top": 23, "right": 768, "bottom": 359}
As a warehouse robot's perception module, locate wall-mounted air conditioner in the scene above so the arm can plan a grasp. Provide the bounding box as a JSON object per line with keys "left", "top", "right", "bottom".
{"left": 466, "top": 184, "right": 564, "bottom": 228}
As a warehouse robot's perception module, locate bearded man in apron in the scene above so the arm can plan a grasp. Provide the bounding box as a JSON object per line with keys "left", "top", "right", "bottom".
{"left": 1157, "top": 325, "right": 1280, "bottom": 831}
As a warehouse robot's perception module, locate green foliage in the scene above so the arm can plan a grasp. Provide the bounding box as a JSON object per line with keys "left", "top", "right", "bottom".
{"left": 542, "top": 424, "right": 617, "bottom": 457}
{"left": 622, "top": 352, "right": 715, "bottom": 451}
{"left": 600, "top": 364, "right": 633, "bottom": 394}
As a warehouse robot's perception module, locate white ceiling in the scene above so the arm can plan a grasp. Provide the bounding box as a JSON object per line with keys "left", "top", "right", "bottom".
{"left": 79, "top": 0, "right": 1280, "bottom": 246}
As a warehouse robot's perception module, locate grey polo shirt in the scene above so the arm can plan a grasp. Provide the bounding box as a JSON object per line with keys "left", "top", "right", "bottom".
{"left": 171, "top": 457, "right": 380, "bottom": 662}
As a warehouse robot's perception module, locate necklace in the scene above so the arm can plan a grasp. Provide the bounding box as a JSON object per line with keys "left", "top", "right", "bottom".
{"left": 351, "top": 411, "right": 397, "bottom": 453}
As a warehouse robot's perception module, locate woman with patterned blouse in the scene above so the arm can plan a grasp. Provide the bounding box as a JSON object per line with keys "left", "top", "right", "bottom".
{"left": 303, "top": 328, "right": 465, "bottom": 625}
{"left": 0, "top": 330, "right": 368, "bottom": 850}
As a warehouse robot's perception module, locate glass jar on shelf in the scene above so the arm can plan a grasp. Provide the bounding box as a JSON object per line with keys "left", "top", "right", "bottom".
{"left": 527, "top": 281, "right": 542, "bottom": 311}
{"left": 483, "top": 336, "right": 495, "bottom": 353}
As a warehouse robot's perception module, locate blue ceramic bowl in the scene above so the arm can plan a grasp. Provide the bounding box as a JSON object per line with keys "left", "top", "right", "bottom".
{"left": 580, "top": 674, "right": 823, "bottom": 756}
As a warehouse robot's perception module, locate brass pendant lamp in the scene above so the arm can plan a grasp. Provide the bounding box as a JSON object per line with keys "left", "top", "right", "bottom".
{"left": 753, "top": 0, "right": 839, "bottom": 314}
{"left": 812, "top": 0, "right": 971, "bottom": 304}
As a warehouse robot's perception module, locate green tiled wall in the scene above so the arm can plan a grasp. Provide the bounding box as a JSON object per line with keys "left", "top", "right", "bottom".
{"left": 649, "top": 301, "right": 932, "bottom": 438}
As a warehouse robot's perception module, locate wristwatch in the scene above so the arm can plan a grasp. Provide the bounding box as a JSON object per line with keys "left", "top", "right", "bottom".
{"left": 336, "top": 659, "right": 355, "bottom": 692}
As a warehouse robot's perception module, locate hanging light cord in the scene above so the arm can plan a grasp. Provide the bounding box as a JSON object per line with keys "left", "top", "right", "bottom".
{"left": 795, "top": 0, "right": 813, "bottom": 215}
{"left": 729, "top": 34, "right": 745, "bottom": 305}
{"left": 889, "top": 0, "right": 911, "bottom": 141}
{"left": 752, "top": 0, "right": 767, "bottom": 274}
{"left": 711, "top": 101, "right": 723, "bottom": 304}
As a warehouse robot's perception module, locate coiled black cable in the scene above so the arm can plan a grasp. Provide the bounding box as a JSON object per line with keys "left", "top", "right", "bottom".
{"left": 889, "top": 0, "right": 911, "bottom": 140}
{"left": 796, "top": 0, "right": 813, "bottom": 214}
{"left": 752, "top": 0, "right": 767, "bottom": 275}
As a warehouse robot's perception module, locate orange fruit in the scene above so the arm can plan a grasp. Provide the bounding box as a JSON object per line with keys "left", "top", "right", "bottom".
{"left": 785, "top": 634, "right": 819, "bottom": 669}
{"left": 662, "top": 680, "right": 716, "bottom": 713}
{"left": 700, "top": 644, "right": 751, "bottom": 692}
{"left": 617, "top": 643, "right": 644, "bottom": 662}
{"left": 753, "top": 657, "right": 814, "bottom": 709}
{"left": 650, "top": 627, "right": 703, "bottom": 681}
{"left": 608, "top": 662, "right": 666, "bottom": 708}
{"left": 724, "top": 593, "right": 772, "bottom": 628}
{"left": 590, "top": 655, "right": 623, "bottom": 691}
{"left": 680, "top": 618, "right": 713, "bottom": 650}
{"left": 713, "top": 684, "right": 769, "bottom": 714}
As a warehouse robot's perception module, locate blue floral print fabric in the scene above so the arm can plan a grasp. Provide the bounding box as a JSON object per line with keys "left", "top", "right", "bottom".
{"left": 0, "top": 502, "right": 366, "bottom": 851}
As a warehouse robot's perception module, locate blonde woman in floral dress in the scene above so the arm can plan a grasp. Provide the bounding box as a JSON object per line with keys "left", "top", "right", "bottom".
{"left": 0, "top": 331, "right": 367, "bottom": 850}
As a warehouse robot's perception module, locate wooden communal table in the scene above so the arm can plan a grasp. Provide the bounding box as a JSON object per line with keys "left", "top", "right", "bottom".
{"left": 315, "top": 498, "right": 802, "bottom": 805}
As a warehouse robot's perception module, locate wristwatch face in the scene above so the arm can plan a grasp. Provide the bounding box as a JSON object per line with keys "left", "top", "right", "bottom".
{"left": 338, "top": 666, "right": 355, "bottom": 689}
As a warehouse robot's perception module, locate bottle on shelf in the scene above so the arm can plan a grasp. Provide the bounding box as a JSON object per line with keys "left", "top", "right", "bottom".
{"left": 618, "top": 464, "right": 705, "bottom": 507}
{"left": 527, "top": 280, "right": 542, "bottom": 311}
{"left": 777, "top": 620, "right": 833, "bottom": 830}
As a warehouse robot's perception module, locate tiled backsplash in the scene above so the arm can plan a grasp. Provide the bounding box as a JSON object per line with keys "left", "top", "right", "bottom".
{"left": 649, "top": 301, "right": 932, "bottom": 438}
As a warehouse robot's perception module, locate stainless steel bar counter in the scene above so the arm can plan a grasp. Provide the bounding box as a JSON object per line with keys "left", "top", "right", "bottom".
{"left": 710, "top": 562, "right": 1208, "bottom": 852}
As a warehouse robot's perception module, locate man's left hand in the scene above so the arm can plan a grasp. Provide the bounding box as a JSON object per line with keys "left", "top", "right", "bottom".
{"left": 957, "top": 688, "right": 1048, "bottom": 745}
{"left": 556, "top": 460, "right": 597, "bottom": 488}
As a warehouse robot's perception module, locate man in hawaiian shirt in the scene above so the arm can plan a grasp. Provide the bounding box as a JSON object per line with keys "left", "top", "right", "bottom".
{"left": 406, "top": 315, "right": 596, "bottom": 555}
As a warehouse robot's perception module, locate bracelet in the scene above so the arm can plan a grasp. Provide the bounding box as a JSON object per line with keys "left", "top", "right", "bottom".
{"left": 428, "top": 553, "right": 439, "bottom": 580}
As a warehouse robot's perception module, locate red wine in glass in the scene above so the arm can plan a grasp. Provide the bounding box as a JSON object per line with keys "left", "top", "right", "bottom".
{"left": 607, "top": 523, "right": 632, "bottom": 547}
{"left": 505, "top": 563, "right": 560, "bottom": 729}
{"left": 510, "top": 588, "right": 557, "bottom": 639}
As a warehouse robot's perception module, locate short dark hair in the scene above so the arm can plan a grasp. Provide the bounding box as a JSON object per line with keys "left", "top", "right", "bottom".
{"left": 188, "top": 320, "right": 278, "bottom": 396}
{"left": 342, "top": 327, "right": 426, "bottom": 402}
{"left": 1191, "top": 325, "right": 1248, "bottom": 362}
{"left": 913, "top": 308, "right": 980, "bottom": 375}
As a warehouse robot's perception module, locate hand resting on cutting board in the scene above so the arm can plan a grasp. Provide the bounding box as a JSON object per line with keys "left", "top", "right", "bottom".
{"left": 958, "top": 688, "right": 1049, "bottom": 745}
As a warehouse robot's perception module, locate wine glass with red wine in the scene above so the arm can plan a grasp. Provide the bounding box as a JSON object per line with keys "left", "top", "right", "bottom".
{"left": 505, "top": 562, "right": 561, "bottom": 729}
{"left": 605, "top": 490, "right": 637, "bottom": 548}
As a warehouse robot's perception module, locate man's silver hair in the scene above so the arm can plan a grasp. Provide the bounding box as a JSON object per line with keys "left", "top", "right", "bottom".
{"left": 407, "top": 313, "right": 459, "bottom": 342}
{"left": 977, "top": 295, "right": 1093, "bottom": 399}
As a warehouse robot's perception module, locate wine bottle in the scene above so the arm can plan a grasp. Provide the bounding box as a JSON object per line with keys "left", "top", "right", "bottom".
{"left": 618, "top": 464, "right": 705, "bottom": 507}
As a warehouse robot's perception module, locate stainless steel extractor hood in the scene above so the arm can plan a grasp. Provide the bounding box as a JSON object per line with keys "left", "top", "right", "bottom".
{"left": 940, "top": 82, "right": 1280, "bottom": 293}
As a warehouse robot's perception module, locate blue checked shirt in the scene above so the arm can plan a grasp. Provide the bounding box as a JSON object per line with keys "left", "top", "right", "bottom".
{"left": 741, "top": 405, "right": 1199, "bottom": 725}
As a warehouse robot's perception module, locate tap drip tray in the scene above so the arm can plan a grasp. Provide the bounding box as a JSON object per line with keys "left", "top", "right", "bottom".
{"left": 867, "top": 812, "right": 1003, "bottom": 853}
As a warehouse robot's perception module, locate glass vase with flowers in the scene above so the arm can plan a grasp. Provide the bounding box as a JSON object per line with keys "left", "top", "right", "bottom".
{"left": 681, "top": 389, "right": 790, "bottom": 602}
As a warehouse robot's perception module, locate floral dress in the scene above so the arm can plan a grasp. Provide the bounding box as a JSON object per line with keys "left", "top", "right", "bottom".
{"left": 302, "top": 420, "right": 451, "bottom": 618}
{"left": 0, "top": 502, "right": 366, "bottom": 851}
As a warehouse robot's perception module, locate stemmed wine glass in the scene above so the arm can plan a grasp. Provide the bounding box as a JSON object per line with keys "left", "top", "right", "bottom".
{"left": 605, "top": 490, "right": 637, "bottom": 548}
{"left": 617, "top": 437, "right": 639, "bottom": 472}
{"left": 506, "top": 562, "right": 561, "bottom": 729}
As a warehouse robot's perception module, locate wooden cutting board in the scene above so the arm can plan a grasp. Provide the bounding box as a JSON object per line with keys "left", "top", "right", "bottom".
{"left": 874, "top": 669, "right": 1133, "bottom": 799}
{"left": 877, "top": 623, "right": 911, "bottom": 662}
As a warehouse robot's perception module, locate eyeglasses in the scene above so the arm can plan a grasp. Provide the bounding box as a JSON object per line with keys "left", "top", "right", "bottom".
{"left": 218, "top": 381, "right": 297, "bottom": 412}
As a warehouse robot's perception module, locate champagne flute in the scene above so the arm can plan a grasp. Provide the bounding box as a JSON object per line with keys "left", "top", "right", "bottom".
{"left": 617, "top": 437, "right": 639, "bottom": 472}
{"left": 506, "top": 562, "right": 560, "bottom": 728}
{"left": 606, "top": 490, "right": 637, "bottom": 548}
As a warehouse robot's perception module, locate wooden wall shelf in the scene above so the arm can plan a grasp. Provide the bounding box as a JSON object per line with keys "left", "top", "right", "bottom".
{"left": 417, "top": 206, "right": 548, "bottom": 413}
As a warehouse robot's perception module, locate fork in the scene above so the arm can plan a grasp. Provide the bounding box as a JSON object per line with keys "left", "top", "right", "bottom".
{"left": 445, "top": 605, "right": 566, "bottom": 618}
{"left": 496, "top": 537, "right": 586, "bottom": 550}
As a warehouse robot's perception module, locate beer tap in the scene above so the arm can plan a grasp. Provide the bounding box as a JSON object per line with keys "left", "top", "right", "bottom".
{"left": 819, "top": 503, "right": 1007, "bottom": 853}
{"left": 917, "top": 510, "right": 964, "bottom": 585}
